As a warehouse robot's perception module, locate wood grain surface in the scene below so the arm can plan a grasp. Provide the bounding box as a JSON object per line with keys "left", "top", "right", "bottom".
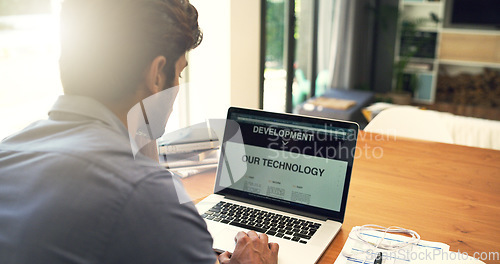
{"left": 181, "top": 131, "right": 500, "bottom": 264}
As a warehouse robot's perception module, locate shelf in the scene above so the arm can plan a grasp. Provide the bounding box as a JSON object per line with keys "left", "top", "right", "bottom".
{"left": 402, "top": 1, "right": 442, "bottom": 7}
{"left": 396, "top": 56, "right": 436, "bottom": 63}
{"left": 401, "top": 3, "right": 443, "bottom": 30}
{"left": 440, "top": 28, "right": 500, "bottom": 36}
{"left": 438, "top": 59, "right": 500, "bottom": 69}
{"left": 403, "top": 61, "right": 435, "bottom": 73}
{"left": 404, "top": 69, "right": 434, "bottom": 74}
{"left": 395, "top": 0, "right": 445, "bottom": 104}
{"left": 395, "top": 0, "right": 500, "bottom": 106}
{"left": 439, "top": 32, "right": 500, "bottom": 63}
{"left": 409, "top": 57, "right": 436, "bottom": 62}
{"left": 412, "top": 27, "right": 440, "bottom": 32}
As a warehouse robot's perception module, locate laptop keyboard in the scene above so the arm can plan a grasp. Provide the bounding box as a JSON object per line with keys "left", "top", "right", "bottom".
{"left": 201, "top": 201, "right": 321, "bottom": 244}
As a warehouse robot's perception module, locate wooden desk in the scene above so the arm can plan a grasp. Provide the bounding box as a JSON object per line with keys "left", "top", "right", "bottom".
{"left": 181, "top": 131, "right": 500, "bottom": 264}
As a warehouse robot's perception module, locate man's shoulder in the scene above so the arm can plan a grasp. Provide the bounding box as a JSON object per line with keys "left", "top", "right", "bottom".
{"left": 0, "top": 121, "right": 211, "bottom": 264}
{"left": 0, "top": 118, "right": 167, "bottom": 186}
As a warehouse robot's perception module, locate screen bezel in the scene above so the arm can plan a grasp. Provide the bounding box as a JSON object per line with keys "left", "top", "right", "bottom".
{"left": 213, "top": 107, "right": 359, "bottom": 223}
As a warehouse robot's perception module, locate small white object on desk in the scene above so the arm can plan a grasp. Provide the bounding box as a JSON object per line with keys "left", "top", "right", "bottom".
{"left": 169, "top": 163, "right": 217, "bottom": 178}
{"left": 335, "top": 225, "right": 484, "bottom": 264}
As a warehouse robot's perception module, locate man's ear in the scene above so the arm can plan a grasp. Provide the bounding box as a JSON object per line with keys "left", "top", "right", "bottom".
{"left": 145, "top": 55, "right": 167, "bottom": 94}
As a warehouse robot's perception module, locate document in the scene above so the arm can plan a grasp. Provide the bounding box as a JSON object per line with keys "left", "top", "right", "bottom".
{"left": 334, "top": 226, "right": 483, "bottom": 264}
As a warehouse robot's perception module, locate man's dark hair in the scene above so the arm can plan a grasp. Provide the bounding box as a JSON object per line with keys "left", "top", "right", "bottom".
{"left": 59, "top": 0, "right": 202, "bottom": 101}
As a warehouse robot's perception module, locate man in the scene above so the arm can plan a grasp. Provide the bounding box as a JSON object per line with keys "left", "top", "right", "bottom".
{"left": 0, "top": 0, "right": 278, "bottom": 263}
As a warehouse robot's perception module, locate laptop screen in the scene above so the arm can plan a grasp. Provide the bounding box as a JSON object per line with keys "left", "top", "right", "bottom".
{"left": 214, "top": 107, "right": 358, "bottom": 221}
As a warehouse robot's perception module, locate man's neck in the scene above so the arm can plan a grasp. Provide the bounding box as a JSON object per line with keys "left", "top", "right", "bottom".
{"left": 104, "top": 98, "right": 160, "bottom": 162}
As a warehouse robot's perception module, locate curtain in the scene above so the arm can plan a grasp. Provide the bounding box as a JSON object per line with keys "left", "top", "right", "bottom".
{"left": 319, "top": 0, "right": 375, "bottom": 90}
{"left": 316, "top": 0, "right": 336, "bottom": 95}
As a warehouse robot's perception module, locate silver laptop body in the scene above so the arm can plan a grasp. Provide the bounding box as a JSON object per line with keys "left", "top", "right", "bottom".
{"left": 196, "top": 107, "right": 359, "bottom": 264}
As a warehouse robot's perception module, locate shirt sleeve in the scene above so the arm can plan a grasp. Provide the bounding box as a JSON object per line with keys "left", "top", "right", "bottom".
{"left": 102, "top": 171, "right": 216, "bottom": 264}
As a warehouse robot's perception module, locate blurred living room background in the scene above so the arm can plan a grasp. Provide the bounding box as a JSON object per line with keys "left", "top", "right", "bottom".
{"left": 1, "top": 0, "right": 499, "bottom": 149}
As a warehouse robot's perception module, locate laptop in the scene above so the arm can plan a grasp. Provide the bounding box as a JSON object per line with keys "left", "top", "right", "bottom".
{"left": 196, "top": 107, "right": 359, "bottom": 264}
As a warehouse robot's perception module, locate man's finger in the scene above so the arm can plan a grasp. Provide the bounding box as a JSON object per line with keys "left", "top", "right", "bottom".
{"left": 247, "top": 230, "right": 259, "bottom": 240}
{"left": 269, "top": 242, "right": 280, "bottom": 254}
{"left": 259, "top": 232, "right": 269, "bottom": 244}
{"left": 235, "top": 231, "right": 248, "bottom": 242}
{"left": 218, "top": 251, "right": 231, "bottom": 264}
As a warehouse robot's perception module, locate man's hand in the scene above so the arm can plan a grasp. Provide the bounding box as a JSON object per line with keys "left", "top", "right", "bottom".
{"left": 218, "top": 231, "right": 279, "bottom": 264}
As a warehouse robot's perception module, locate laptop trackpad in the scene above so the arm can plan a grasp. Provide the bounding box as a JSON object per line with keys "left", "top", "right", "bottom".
{"left": 213, "top": 227, "right": 239, "bottom": 253}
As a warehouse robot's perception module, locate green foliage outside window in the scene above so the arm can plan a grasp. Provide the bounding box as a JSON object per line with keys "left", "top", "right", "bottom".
{"left": 265, "top": 0, "right": 285, "bottom": 69}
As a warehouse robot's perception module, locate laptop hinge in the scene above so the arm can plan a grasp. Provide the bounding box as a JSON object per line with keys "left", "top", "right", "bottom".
{"left": 224, "top": 194, "right": 329, "bottom": 221}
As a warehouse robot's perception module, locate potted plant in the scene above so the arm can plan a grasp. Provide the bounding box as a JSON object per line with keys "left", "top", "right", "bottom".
{"left": 392, "top": 53, "right": 417, "bottom": 104}
{"left": 390, "top": 18, "right": 424, "bottom": 105}
{"left": 390, "top": 12, "right": 439, "bottom": 104}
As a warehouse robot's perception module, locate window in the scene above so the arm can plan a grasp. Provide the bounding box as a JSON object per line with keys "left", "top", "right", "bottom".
{"left": 0, "top": 0, "right": 186, "bottom": 138}
{"left": 262, "top": 0, "right": 332, "bottom": 113}
{"left": 0, "top": 0, "right": 62, "bottom": 139}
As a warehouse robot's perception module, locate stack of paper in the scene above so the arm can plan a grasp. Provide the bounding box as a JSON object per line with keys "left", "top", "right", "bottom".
{"left": 158, "top": 122, "right": 219, "bottom": 155}
{"left": 161, "top": 149, "right": 219, "bottom": 178}
{"left": 158, "top": 122, "right": 220, "bottom": 178}
{"left": 335, "top": 226, "right": 484, "bottom": 264}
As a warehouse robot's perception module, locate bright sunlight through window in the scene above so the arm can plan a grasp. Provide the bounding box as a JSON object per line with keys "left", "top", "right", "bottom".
{"left": 0, "top": 0, "right": 62, "bottom": 140}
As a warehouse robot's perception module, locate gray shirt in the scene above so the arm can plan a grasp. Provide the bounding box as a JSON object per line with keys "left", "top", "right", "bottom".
{"left": 0, "top": 95, "right": 216, "bottom": 264}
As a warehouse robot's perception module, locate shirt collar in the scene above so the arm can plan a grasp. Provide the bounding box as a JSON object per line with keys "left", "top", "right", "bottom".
{"left": 49, "top": 95, "right": 129, "bottom": 137}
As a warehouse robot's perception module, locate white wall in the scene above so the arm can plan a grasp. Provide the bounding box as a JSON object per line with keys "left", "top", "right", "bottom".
{"left": 186, "top": 0, "right": 261, "bottom": 125}
{"left": 230, "top": 0, "right": 261, "bottom": 110}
